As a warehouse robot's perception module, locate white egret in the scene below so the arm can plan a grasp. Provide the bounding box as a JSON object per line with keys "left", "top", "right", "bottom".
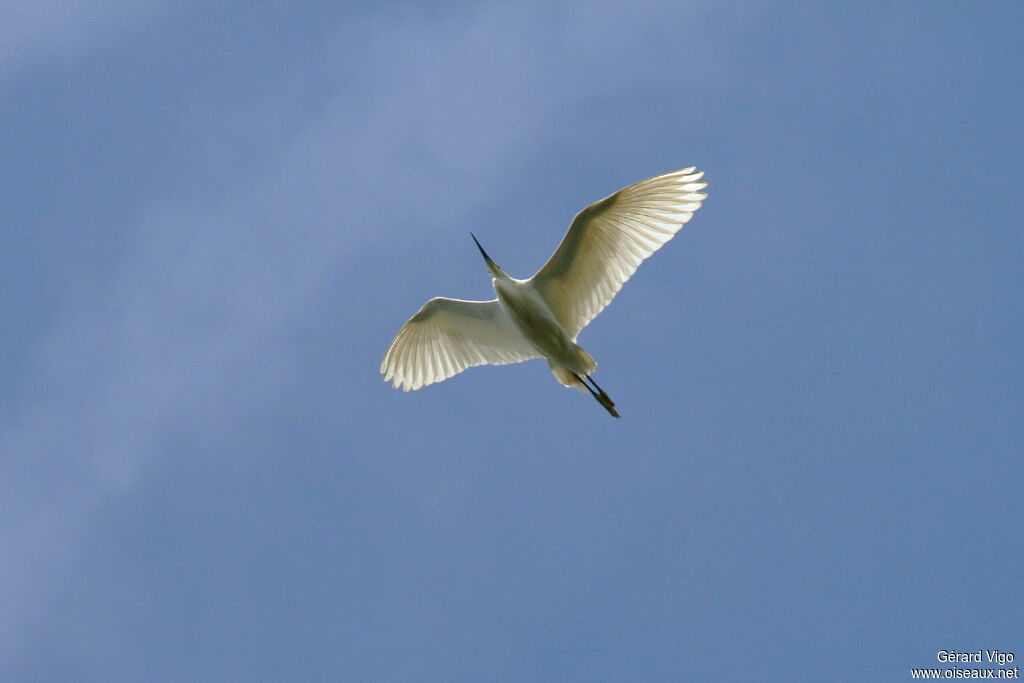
{"left": 381, "top": 168, "right": 707, "bottom": 417}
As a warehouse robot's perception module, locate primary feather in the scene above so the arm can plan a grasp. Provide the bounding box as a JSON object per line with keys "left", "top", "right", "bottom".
{"left": 531, "top": 167, "right": 706, "bottom": 338}
{"left": 381, "top": 297, "right": 539, "bottom": 391}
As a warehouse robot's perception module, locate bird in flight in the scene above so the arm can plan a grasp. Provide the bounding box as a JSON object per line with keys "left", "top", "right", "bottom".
{"left": 381, "top": 168, "right": 707, "bottom": 417}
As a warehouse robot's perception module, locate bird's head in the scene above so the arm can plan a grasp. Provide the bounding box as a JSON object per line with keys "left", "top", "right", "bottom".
{"left": 470, "top": 233, "right": 505, "bottom": 280}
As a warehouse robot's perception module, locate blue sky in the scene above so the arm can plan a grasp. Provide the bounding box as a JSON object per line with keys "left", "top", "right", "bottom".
{"left": 3, "top": 3, "right": 1022, "bottom": 680}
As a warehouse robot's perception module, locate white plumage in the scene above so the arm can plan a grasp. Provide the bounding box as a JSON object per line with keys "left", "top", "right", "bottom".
{"left": 381, "top": 168, "right": 707, "bottom": 416}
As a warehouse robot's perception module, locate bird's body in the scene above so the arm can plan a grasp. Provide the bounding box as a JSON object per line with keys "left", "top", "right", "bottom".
{"left": 381, "top": 168, "right": 708, "bottom": 417}
{"left": 491, "top": 274, "right": 591, "bottom": 377}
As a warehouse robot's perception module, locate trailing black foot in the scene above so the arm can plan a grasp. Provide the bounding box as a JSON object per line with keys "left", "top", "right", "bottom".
{"left": 573, "top": 373, "right": 620, "bottom": 418}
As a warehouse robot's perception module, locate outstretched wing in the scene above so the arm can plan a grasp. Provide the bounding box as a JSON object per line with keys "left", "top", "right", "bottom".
{"left": 530, "top": 168, "right": 707, "bottom": 339}
{"left": 381, "top": 297, "right": 541, "bottom": 391}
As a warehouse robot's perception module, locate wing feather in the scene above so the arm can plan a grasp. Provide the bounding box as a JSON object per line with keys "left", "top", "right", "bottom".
{"left": 381, "top": 297, "right": 541, "bottom": 391}
{"left": 529, "top": 168, "right": 707, "bottom": 338}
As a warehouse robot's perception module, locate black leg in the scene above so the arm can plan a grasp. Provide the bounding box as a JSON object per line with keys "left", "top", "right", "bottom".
{"left": 572, "top": 372, "right": 619, "bottom": 418}
{"left": 583, "top": 374, "right": 615, "bottom": 407}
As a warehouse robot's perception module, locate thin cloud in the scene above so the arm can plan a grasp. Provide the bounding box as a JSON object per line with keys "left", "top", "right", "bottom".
{"left": 0, "top": 1, "right": 164, "bottom": 82}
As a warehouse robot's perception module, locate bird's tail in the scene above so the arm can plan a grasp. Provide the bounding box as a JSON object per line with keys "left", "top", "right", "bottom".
{"left": 547, "top": 345, "right": 597, "bottom": 393}
{"left": 548, "top": 359, "right": 620, "bottom": 418}
{"left": 549, "top": 361, "right": 588, "bottom": 394}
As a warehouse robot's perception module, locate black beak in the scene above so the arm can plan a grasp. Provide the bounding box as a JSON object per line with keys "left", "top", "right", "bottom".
{"left": 470, "top": 232, "right": 495, "bottom": 266}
